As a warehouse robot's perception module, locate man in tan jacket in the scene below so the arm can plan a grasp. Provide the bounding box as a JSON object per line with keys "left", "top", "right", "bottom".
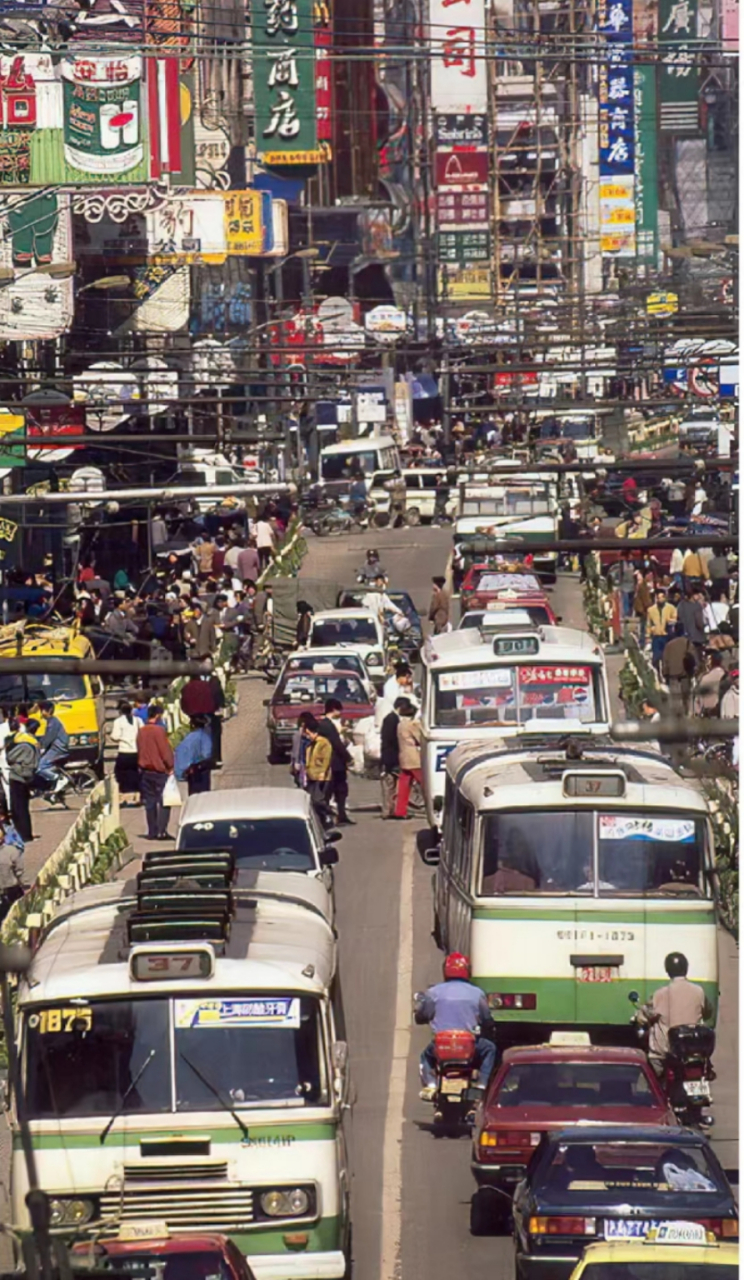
{"left": 394, "top": 701, "right": 422, "bottom": 818}
{"left": 304, "top": 715, "right": 333, "bottom": 823}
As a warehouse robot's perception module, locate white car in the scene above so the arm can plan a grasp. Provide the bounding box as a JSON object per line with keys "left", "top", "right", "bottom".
{"left": 276, "top": 647, "right": 377, "bottom": 700}
{"left": 308, "top": 608, "right": 387, "bottom": 683}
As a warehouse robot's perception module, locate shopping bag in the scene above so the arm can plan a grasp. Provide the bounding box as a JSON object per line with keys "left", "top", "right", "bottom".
{"left": 163, "top": 773, "right": 182, "bottom": 807}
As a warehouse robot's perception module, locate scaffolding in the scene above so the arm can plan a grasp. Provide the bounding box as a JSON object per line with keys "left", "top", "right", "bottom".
{"left": 490, "top": 0, "right": 592, "bottom": 308}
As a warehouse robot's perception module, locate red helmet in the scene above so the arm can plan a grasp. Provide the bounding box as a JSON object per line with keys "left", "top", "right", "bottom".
{"left": 443, "top": 952, "right": 471, "bottom": 981}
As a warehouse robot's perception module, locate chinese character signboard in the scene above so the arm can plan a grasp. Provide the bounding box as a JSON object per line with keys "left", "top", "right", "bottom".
{"left": 633, "top": 64, "right": 658, "bottom": 264}
{"left": 439, "top": 230, "right": 490, "bottom": 264}
{"left": 598, "top": 0, "right": 636, "bottom": 257}
{"left": 430, "top": 0, "right": 487, "bottom": 112}
{"left": 435, "top": 150, "right": 489, "bottom": 186}
{"left": 253, "top": 0, "right": 327, "bottom": 165}
{"left": 658, "top": 0, "right": 700, "bottom": 132}
{"left": 438, "top": 265, "right": 491, "bottom": 299}
{"left": 436, "top": 189, "right": 489, "bottom": 224}
{"left": 315, "top": 0, "right": 332, "bottom": 143}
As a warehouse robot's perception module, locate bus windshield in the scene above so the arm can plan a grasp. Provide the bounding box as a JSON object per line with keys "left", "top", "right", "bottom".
{"left": 322, "top": 450, "right": 379, "bottom": 480}
{"left": 434, "top": 663, "right": 601, "bottom": 728}
{"left": 479, "top": 811, "right": 706, "bottom": 897}
{"left": 24, "top": 995, "right": 326, "bottom": 1117}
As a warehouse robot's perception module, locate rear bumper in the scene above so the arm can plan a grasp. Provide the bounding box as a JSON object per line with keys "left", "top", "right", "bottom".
{"left": 516, "top": 1251, "right": 578, "bottom": 1280}
{"left": 471, "top": 1160, "right": 525, "bottom": 1189}
{"left": 248, "top": 1251, "right": 346, "bottom": 1279}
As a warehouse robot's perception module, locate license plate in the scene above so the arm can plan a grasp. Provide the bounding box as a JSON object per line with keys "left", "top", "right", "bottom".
{"left": 441, "top": 1077, "right": 467, "bottom": 1096}
{"left": 683, "top": 1080, "right": 711, "bottom": 1098}
{"left": 579, "top": 966, "right": 618, "bottom": 983}
{"left": 605, "top": 1220, "right": 662, "bottom": 1240}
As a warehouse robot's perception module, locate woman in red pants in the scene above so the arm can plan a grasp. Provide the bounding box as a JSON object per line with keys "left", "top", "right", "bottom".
{"left": 394, "top": 700, "right": 422, "bottom": 819}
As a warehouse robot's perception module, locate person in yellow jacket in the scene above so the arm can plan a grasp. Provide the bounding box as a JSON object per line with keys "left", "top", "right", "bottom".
{"left": 304, "top": 715, "right": 333, "bottom": 823}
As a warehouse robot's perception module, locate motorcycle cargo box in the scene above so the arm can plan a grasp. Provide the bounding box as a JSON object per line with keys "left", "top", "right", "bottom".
{"left": 668, "top": 1023, "right": 716, "bottom": 1059}
{"left": 433, "top": 1029, "right": 476, "bottom": 1065}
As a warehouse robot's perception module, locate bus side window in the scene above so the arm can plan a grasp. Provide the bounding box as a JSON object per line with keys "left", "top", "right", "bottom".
{"left": 453, "top": 794, "right": 473, "bottom": 887}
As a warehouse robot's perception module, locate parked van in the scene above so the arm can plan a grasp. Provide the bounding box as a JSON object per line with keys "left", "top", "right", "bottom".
{"left": 319, "top": 435, "right": 400, "bottom": 484}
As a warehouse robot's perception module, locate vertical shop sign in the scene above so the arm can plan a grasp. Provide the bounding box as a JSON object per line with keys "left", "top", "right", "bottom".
{"left": 633, "top": 64, "right": 658, "bottom": 263}
{"left": 254, "top": 0, "right": 325, "bottom": 164}
{"left": 658, "top": 0, "right": 700, "bottom": 132}
{"left": 598, "top": 0, "right": 636, "bottom": 257}
{"left": 315, "top": 0, "right": 332, "bottom": 143}
{"left": 430, "top": 0, "right": 487, "bottom": 112}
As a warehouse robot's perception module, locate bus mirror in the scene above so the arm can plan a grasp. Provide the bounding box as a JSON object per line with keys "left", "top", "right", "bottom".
{"left": 332, "top": 1041, "right": 349, "bottom": 1098}
{"left": 628, "top": 990, "right": 639, "bottom": 1004}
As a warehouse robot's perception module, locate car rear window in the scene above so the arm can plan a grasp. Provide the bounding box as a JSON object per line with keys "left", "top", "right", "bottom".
{"left": 541, "top": 1142, "right": 726, "bottom": 1201}
{"left": 495, "top": 1062, "right": 658, "bottom": 1109}
{"left": 311, "top": 619, "right": 378, "bottom": 645}
{"left": 275, "top": 674, "right": 369, "bottom": 704}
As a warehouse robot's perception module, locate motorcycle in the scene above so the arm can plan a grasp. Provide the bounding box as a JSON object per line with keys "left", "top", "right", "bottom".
{"left": 664, "top": 1023, "right": 716, "bottom": 1127}
{"left": 629, "top": 993, "right": 715, "bottom": 1128}
{"left": 415, "top": 1003, "right": 480, "bottom": 1128}
{"left": 306, "top": 495, "right": 372, "bottom": 537}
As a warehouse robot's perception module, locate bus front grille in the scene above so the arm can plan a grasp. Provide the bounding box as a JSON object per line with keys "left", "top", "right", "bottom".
{"left": 123, "top": 1163, "right": 229, "bottom": 1182}
{"left": 100, "top": 1184, "right": 254, "bottom": 1230}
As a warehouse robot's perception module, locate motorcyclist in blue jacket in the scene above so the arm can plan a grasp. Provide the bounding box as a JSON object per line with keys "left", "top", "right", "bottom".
{"left": 415, "top": 952, "right": 496, "bottom": 1101}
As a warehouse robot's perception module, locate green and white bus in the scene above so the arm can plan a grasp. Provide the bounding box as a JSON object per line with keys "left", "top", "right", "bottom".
{"left": 420, "top": 624, "right": 610, "bottom": 829}
{"left": 11, "top": 868, "right": 351, "bottom": 1280}
{"left": 433, "top": 740, "right": 718, "bottom": 1038}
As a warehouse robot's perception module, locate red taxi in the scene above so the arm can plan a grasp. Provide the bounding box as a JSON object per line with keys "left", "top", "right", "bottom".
{"left": 266, "top": 666, "right": 374, "bottom": 760}
{"left": 460, "top": 564, "right": 557, "bottom": 623}
{"left": 72, "top": 1232, "right": 256, "bottom": 1280}
{"left": 470, "top": 1038, "right": 675, "bottom": 1234}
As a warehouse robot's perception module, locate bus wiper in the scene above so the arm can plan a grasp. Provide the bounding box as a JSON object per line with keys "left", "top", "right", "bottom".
{"left": 178, "top": 1050, "right": 249, "bottom": 1140}
{"left": 99, "top": 1049, "right": 157, "bottom": 1144}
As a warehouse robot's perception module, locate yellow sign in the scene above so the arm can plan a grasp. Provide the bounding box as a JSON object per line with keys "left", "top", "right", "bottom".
{"left": 260, "top": 148, "right": 331, "bottom": 165}
{"left": 439, "top": 267, "right": 492, "bottom": 300}
{"left": 224, "top": 190, "right": 264, "bottom": 256}
{"left": 646, "top": 291, "right": 679, "bottom": 316}
{"left": 0, "top": 411, "right": 24, "bottom": 437}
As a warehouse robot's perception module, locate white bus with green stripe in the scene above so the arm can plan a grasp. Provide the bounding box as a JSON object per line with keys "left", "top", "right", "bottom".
{"left": 433, "top": 740, "right": 718, "bottom": 1039}
{"left": 420, "top": 624, "right": 610, "bottom": 829}
{"left": 11, "top": 870, "right": 351, "bottom": 1280}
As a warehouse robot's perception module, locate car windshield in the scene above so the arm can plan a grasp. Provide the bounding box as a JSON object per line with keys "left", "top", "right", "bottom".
{"left": 435, "top": 664, "right": 601, "bottom": 730}
{"left": 24, "top": 996, "right": 326, "bottom": 1116}
{"left": 539, "top": 1141, "right": 726, "bottom": 1203}
{"left": 311, "top": 618, "right": 378, "bottom": 645}
{"left": 275, "top": 674, "right": 369, "bottom": 705}
{"left": 322, "top": 450, "right": 378, "bottom": 480}
{"left": 581, "top": 1268, "right": 737, "bottom": 1279}
{"left": 96, "top": 1251, "right": 235, "bottom": 1280}
{"left": 179, "top": 817, "right": 316, "bottom": 871}
{"left": 0, "top": 671, "right": 88, "bottom": 704}
{"left": 480, "top": 811, "right": 704, "bottom": 897}
{"left": 495, "top": 1062, "right": 659, "bottom": 1108}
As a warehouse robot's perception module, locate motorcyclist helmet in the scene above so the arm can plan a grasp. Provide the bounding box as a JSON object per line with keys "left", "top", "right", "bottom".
{"left": 443, "top": 952, "right": 471, "bottom": 981}
{"left": 664, "top": 952, "right": 689, "bottom": 978}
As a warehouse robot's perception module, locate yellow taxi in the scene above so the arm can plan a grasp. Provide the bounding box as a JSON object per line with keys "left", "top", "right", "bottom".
{"left": 569, "top": 1222, "right": 739, "bottom": 1277}
{"left": 0, "top": 623, "right": 105, "bottom": 774}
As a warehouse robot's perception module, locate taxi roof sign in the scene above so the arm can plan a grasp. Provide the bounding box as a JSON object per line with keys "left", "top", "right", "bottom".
{"left": 647, "top": 1222, "right": 715, "bottom": 1246}
{"left": 549, "top": 1031, "right": 592, "bottom": 1046}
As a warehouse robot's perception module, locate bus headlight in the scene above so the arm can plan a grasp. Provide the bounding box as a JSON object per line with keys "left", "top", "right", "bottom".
{"left": 49, "top": 1197, "right": 97, "bottom": 1226}
{"left": 259, "top": 1187, "right": 312, "bottom": 1218}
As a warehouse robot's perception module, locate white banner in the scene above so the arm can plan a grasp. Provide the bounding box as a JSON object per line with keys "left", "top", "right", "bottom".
{"left": 429, "top": 0, "right": 488, "bottom": 112}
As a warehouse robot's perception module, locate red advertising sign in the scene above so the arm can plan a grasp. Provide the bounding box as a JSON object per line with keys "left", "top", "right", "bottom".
{"left": 435, "top": 150, "right": 489, "bottom": 187}
{"left": 436, "top": 189, "right": 489, "bottom": 224}
{"left": 315, "top": 11, "right": 332, "bottom": 143}
{"left": 519, "top": 665, "right": 591, "bottom": 684}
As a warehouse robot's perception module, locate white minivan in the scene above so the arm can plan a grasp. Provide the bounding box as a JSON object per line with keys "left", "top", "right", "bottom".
{"left": 319, "top": 435, "right": 401, "bottom": 482}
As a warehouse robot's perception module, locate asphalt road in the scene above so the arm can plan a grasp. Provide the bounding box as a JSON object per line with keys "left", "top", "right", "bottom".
{"left": 213, "top": 525, "right": 738, "bottom": 1280}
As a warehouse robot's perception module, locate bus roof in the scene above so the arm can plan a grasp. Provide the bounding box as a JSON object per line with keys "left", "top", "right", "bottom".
{"left": 422, "top": 624, "right": 603, "bottom": 667}
{"left": 19, "top": 872, "right": 337, "bottom": 1006}
{"left": 445, "top": 739, "right": 709, "bottom": 814}
{"left": 319, "top": 436, "right": 397, "bottom": 455}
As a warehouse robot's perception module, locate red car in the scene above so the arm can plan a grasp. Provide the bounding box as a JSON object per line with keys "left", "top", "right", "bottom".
{"left": 72, "top": 1232, "right": 256, "bottom": 1280}
{"left": 470, "top": 1040, "right": 675, "bottom": 1234}
{"left": 460, "top": 564, "right": 557, "bottom": 622}
{"left": 266, "top": 666, "right": 374, "bottom": 760}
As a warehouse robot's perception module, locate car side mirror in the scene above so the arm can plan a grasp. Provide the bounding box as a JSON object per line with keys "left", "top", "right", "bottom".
{"left": 262, "top": 698, "right": 270, "bottom": 707}
{"left": 320, "top": 844, "right": 339, "bottom": 866}
{"left": 325, "top": 828, "right": 342, "bottom": 843}
{"left": 555, "top": 615, "right": 563, "bottom": 623}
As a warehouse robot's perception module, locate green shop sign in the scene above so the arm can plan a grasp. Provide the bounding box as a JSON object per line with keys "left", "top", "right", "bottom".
{"left": 253, "top": 0, "right": 325, "bottom": 165}
{"left": 658, "top": 0, "right": 700, "bottom": 133}
{"left": 633, "top": 64, "right": 659, "bottom": 264}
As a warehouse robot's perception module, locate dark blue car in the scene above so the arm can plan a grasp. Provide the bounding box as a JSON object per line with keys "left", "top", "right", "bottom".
{"left": 512, "top": 1126, "right": 738, "bottom": 1280}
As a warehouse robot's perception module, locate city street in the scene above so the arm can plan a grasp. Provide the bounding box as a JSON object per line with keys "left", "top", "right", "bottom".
{"left": 204, "top": 526, "right": 738, "bottom": 1280}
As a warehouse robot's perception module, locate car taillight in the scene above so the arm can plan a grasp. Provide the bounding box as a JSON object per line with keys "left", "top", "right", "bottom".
{"left": 487, "top": 992, "right": 537, "bottom": 1010}
{"left": 480, "top": 1130, "right": 541, "bottom": 1148}
{"left": 529, "top": 1217, "right": 596, "bottom": 1236}
{"left": 696, "top": 1219, "right": 739, "bottom": 1239}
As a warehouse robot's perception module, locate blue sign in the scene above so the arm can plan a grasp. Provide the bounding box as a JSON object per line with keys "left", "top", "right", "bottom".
{"left": 261, "top": 192, "right": 275, "bottom": 254}
{"left": 598, "top": 0, "right": 635, "bottom": 177}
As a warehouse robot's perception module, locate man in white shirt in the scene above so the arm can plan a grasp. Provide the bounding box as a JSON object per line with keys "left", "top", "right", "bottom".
{"left": 382, "top": 662, "right": 419, "bottom": 710}
{"left": 255, "top": 516, "right": 276, "bottom": 570}
{"left": 362, "top": 575, "right": 405, "bottom": 625}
